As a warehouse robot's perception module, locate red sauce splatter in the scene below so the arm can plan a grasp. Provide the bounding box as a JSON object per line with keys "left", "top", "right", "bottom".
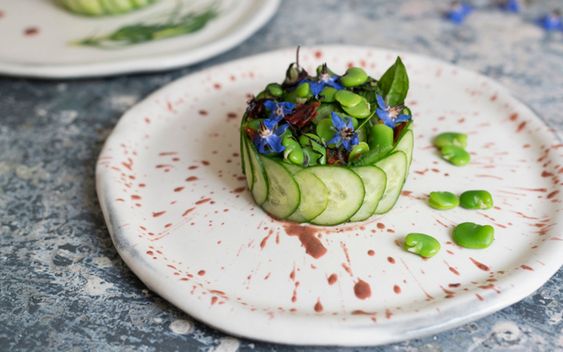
{"left": 131, "top": 194, "right": 141, "bottom": 200}
{"left": 174, "top": 187, "right": 184, "bottom": 192}
{"left": 195, "top": 198, "right": 211, "bottom": 205}
{"left": 475, "top": 293, "right": 484, "bottom": 301}
{"left": 376, "top": 222, "right": 385, "bottom": 229}
{"left": 327, "top": 273, "right": 338, "bottom": 285}
{"left": 188, "top": 165, "right": 198, "bottom": 170}
{"left": 449, "top": 266, "right": 460, "bottom": 276}
{"left": 542, "top": 171, "right": 554, "bottom": 177}
{"left": 516, "top": 121, "right": 527, "bottom": 133}
{"left": 260, "top": 230, "right": 274, "bottom": 249}
{"left": 197, "top": 270, "right": 206, "bottom": 276}
{"left": 186, "top": 176, "right": 198, "bottom": 182}
{"left": 24, "top": 27, "right": 39, "bottom": 36}
{"left": 198, "top": 110, "right": 208, "bottom": 116}
{"left": 283, "top": 223, "right": 327, "bottom": 259}
{"left": 232, "top": 186, "right": 246, "bottom": 193}
{"left": 182, "top": 207, "right": 195, "bottom": 216}
{"left": 367, "top": 249, "right": 375, "bottom": 256}
{"left": 385, "top": 309, "right": 393, "bottom": 319}
{"left": 152, "top": 211, "right": 166, "bottom": 218}
{"left": 202, "top": 160, "right": 210, "bottom": 166}
{"left": 0, "top": 11, "right": 4, "bottom": 18}
{"left": 520, "top": 264, "right": 534, "bottom": 271}
{"left": 387, "top": 256, "right": 396, "bottom": 264}
{"left": 146, "top": 250, "right": 154, "bottom": 256}
{"left": 509, "top": 113, "right": 518, "bottom": 121}
{"left": 227, "top": 112, "right": 237, "bottom": 119}
{"left": 490, "top": 94, "right": 497, "bottom": 101}
{"left": 314, "top": 50, "right": 323, "bottom": 59}
{"left": 213, "top": 83, "right": 222, "bottom": 90}
{"left": 547, "top": 190, "right": 559, "bottom": 199}
{"left": 470, "top": 257, "right": 490, "bottom": 271}
{"left": 393, "top": 285, "right": 401, "bottom": 294}
{"left": 314, "top": 299, "right": 323, "bottom": 313}
{"left": 354, "top": 279, "right": 371, "bottom": 300}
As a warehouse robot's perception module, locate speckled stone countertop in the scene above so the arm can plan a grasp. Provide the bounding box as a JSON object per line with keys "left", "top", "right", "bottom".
{"left": 1, "top": 0, "right": 561, "bottom": 351}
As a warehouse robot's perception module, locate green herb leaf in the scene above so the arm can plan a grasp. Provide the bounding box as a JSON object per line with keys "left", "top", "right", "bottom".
{"left": 377, "top": 57, "right": 409, "bottom": 106}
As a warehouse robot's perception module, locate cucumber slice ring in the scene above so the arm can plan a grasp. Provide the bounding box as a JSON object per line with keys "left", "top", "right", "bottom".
{"left": 288, "top": 169, "right": 329, "bottom": 222}
{"left": 308, "top": 166, "right": 365, "bottom": 226}
{"left": 245, "top": 138, "right": 269, "bottom": 205}
{"left": 350, "top": 166, "right": 387, "bottom": 222}
{"left": 375, "top": 151, "right": 408, "bottom": 214}
{"left": 260, "top": 157, "right": 301, "bottom": 219}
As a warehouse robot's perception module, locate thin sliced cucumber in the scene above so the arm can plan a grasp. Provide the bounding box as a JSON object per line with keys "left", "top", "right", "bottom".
{"left": 395, "top": 129, "right": 414, "bottom": 167}
{"left": 350, "top": 166, "right": 386, "bottom": 222}
{"left": 282, "top": 163, "right": 303, "bottom": 175}
{"left": 375, "top": 151, "right": 408, "bottom": 214}
{"left": 241, "top": 132, "right": 253, "bottom": 189}
{"left": 288, "top": 170, "right": 329, "bottom": 222}
{"left": 309, "top": 167, "right": 365, "bottom": 226}
{"left": 260, "top": 157, "right": 300, "bottom": 219}
{"left": 245, "top": 138, "right": 268, "bottom": 205}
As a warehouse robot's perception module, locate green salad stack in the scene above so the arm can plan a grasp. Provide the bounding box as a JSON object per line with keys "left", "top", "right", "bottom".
{"left": 56, "top": 0, "right": 158, "bottom": 16}
{"left": 240, "top": 52, "right": 414, "bottom": 225}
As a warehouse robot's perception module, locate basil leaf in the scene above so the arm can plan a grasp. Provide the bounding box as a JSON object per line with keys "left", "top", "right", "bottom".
{"left": 378, "top": 57, "right": 409, "bottom": 106}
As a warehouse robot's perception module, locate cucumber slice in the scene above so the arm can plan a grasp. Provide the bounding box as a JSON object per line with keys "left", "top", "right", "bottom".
{"left": 349, "top": 166, "right": 387, "bottom": 221}
{"left": 260, "top": 157, "right": 300, "bottom": 219}
{"left": 309, "top": 167, "right": 365, "bottom": 226}
{"left": 395, "top": 129, "right": 414, "bottom": 167}
{"left": 241, "top": 133, "right": 253, "bottom": 191}
{"left": 245, "top": 138, "right": 268, "bottom": 205}
{"left": 282, "top": 163, "right": 304, "bottom": 175}
{"left": 375, "top": 151, "right": 408, "bottom": 214}
{"left": 288, "top": 170, "right": 329, "bottom": 223}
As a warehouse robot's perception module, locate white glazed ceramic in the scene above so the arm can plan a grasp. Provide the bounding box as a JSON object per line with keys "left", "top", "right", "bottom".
{"left": 96, "top": 46, "right": 562, "bottom": 346}
{"left": 0, "top": 0, "right": 279, "bottom": 78}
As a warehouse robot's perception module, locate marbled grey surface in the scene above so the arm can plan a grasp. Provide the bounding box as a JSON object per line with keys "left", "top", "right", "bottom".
{"left": 1, "top": 0, "right": 562, "bottom": 351}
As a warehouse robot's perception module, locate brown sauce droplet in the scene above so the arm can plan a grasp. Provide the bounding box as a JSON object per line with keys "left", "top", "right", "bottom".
{"left": 354, "top": 279, "right": 371, "bottom": 300}
{"left": 283, "top": 223, "right": 327, "bottom": 259}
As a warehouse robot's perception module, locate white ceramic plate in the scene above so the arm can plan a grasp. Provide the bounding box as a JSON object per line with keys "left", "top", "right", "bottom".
{"left": 0, "top": 0, "right": 279, "bottom": 78}
{"left": 96, "top": 46, "right": 562, "bottom": 346}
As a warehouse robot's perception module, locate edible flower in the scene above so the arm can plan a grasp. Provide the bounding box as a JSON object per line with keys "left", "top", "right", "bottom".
{"left": 375, "top": 95, "right": 411, "bottom": 128}
{"left": 445, "top": 1, "right": 472, "bottom": 24}
{"left": 307, "top": 64, "right": 344, "bottom": 96}
{"left": 327, "top": 112, "right": 359, "bottom": 152}
{"left": 263, "top": 100, "right": 296, "bottom": 123}
{"left": 254, "top": 119, "right": 289, "bottom": 155}
{"left": 539, "top": 10, "right": 562, "bottom": 31}
{"left": 500, "top": 0, "right": 520, "bottom": 13}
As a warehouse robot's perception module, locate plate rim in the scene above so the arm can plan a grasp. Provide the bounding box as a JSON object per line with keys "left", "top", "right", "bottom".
{"left": 96, "top": 45, "right": 563, "bottom": 346}
{"left": 0, "top": 0, "right": 280, "bottom": 79}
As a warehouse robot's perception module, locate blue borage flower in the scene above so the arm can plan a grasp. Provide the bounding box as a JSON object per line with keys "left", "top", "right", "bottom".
{"left": 254, "top": 118, "right": 289, "bottom": 154}
{"left": 306, "top": 72, "right": 344, "bottom": 97}
{"left": 445, "top": 1, "right": 472, "bottom": 24}
{"left": 501, "top": 0, "right": 520, "bottom": 13}
{"left": 327, "top": 112, "right": 359, "bottom": 152}
{"left": 539, "top": 10, "right": 562, "bottom": 32}
{"left": 263, "top": 100, "right": 296, "bottom": 122}
{"left": 375, "top": 95, "right": 411, "bottom": 128}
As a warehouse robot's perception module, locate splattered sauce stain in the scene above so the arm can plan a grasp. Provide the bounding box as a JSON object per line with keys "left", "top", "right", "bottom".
{"left": 24, "top": 27, "right": 39, "bottom": 36}
{"left": 354, "top": 279, "right": 371, "bottom": 300}
{"left": 282, "top": 223, "right": 327, "bottom": 259}
{"left": 327, "top": 273, "right": 338, "bottom": 285}
{"left": 393, "top": 285, "right": 401, "bottom": 294}
{"left": 470, "top": 257, "right": 490, "bottom": 271}
{"left": 314, "top": 299, "right": 323, "bottom": 313}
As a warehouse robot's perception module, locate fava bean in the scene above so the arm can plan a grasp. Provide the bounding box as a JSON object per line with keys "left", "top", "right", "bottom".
{"left": 334, "top": 90, "right": 362, "bottom": 107}
{"left": 428, "top": 191, "right": 459, "bottom": 210}
{"left": 342, "top": 97, "right": 371, "bottom": 118}
{"left": 295, "top": 82, "right": 310, "bottom": 98}
{"left": 316, "top": 118, "right": 335, "bottom": 142}
{"left": 433, "top": 132, "right": 468, "bottom": 148}
{"left": 266, "top": 83, "right": 283, "bottom": 97}
{"left": 282, "top": 136, "right": 304, "bottom": 165}
{"left": 453, "top": 222, "right": 494, "bottom": 249}
{"left": 340, "top": 67, "right": 368, "bottom": 87}
{"left": 440, "top": 145, "right": 470, "bottom": 166}
{"left": 349, "top": 142, "right": 370, "bottom": 161}
{"left": 369, "top": 124, "right": 394, "bottom": 150}
{"left": 403, "top": 233, "right": 441, "bottom": 258}
{"left": 459, "top": 190, "right": 493, "bottom": 209}
{"left": 320, "top": 86, "right": 337, "bottom": 102}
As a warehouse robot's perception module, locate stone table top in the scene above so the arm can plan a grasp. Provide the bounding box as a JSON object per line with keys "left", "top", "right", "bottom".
{"left": 0, "top": 0, "right": 561, "bottom": 351}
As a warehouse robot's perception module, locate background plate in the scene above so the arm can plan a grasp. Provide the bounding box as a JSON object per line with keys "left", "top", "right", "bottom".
{"left": 96, "top": 46, "right": 562, "bottom": 346}
{"left": 0, "top": 0, "right": 279, "bottom": 78}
